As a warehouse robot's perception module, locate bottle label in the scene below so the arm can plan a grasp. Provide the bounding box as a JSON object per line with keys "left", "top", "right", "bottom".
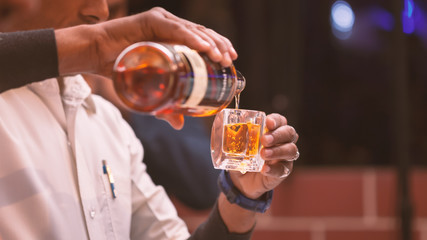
{"left": 174, "top": 45, "right": 208, "bottom": 108}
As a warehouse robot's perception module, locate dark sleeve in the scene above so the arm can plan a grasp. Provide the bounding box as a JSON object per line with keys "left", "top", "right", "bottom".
{"left": 188, "top": 201, "right": 254, "bottom": 240}
{"left": 0, "top": 29, "right": 59, "bottom": 92}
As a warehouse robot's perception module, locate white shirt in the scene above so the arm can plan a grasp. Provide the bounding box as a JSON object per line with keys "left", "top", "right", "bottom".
{"left": 0, "top": 76, "right": 190, "bottom": 240}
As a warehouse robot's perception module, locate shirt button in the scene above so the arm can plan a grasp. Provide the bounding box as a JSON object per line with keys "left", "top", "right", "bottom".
{"left": 90, "top": 210, "right": 96, "bottom": 219}
{"left": 67, "top": 141, "right": 71, "bottom": 146}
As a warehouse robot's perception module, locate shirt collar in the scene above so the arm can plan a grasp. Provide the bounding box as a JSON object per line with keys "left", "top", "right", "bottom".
{"left": 61, "top": 75, "right": 96, "bottom": 113}
{"left": 29, "top": 75, "right": 97, "bottom": 113}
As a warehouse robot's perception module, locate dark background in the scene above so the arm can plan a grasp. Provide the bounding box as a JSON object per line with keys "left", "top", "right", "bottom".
{"left": 129, "top": 0, "right": 427, "bottom": 167}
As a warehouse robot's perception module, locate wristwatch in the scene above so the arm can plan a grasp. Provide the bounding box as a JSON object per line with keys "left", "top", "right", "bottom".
{"left": 217, "top": 170, "right": 273, "bottom": 213}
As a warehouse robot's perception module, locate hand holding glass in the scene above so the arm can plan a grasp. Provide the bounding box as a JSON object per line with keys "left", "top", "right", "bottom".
{"left": 211, "top": 109, "right": 266, "bottom": 174}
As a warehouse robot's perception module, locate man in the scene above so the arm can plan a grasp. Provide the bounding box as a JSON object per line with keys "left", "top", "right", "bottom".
{"left": 0, "top": 1, "right": 299, "bottom": 240}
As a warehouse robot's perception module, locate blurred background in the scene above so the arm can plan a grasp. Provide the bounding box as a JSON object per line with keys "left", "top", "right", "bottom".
{"left": 130, "top": 0, "right": 426, "bottom": 239}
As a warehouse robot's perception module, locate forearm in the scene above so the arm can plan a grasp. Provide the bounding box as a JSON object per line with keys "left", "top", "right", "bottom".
{"left": 55, "top": 16, "right": 146, "bottom": 78}
{"left": 189, "top": 195, "right": 255, "bottom": 240}
{"left": 217, "top": 193, "right": 257, "bottom": 233}
{"left": 0, "top": 26, "right": 102, "bottom": 92}
{"left": 55, "top": 25, "right": 100, "bottom": 76}
{"left": 0, "top": 25, "right": 106, "bottom": 91}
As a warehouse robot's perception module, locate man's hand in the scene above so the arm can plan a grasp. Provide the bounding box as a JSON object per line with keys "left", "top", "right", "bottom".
{"left": 229, "top": 113, "right": 299, "bottom": 199}
{"left": 56, "top": 7, "right": 237, "bottom": 78}
{"left": 218, "top": 113, "right": 299, "bottom": 233}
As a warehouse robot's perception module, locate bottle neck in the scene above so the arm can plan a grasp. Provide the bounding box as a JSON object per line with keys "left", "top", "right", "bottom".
{"left": 235, "top": 70, "right": 246, "bottom": 94}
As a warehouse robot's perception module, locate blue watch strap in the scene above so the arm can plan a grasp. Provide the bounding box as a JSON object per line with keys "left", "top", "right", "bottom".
{"left": 217, "top": 170, "right": 273, "bottom": 213}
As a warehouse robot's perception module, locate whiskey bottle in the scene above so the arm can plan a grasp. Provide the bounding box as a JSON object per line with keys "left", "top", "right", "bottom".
{"left": 113, "top": 42, "right": 245, "bottom": 117}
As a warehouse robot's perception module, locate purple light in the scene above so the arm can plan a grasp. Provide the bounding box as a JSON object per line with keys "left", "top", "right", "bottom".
{"left": 402, "top": 0, "right": 415, "bottom": 34}
{"left": 369, "top": 7, "right": 394, "bottom": 32}
{"left": 414, "top": 6, "right": 427, "bottom": 38}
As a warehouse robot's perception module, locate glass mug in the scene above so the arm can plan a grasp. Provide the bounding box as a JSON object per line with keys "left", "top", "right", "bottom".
{"left": 211, "top": 108, "right": 266, "bottom": 174}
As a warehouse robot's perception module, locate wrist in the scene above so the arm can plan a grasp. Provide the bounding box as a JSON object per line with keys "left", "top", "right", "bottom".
{"left": 55, "top": 25, "right": 99, "bottom": 75}
{"left": 218, "top": 170, "right": 273, "bottom": 213}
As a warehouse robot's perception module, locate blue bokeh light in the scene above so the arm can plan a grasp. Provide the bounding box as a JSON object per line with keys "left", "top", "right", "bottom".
{"left": 331, "top": 1, "right": 355, "bottom": 39}
{"left": 402, "top": 0, "right": 415, "bottom": 34}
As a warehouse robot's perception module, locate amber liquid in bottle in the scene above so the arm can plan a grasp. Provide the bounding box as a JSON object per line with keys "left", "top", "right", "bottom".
{"left": 113, "top": 42, "right": 245, "bottom": 117}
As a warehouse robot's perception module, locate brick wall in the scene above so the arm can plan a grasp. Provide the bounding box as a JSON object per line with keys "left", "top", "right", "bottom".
{"left": 174, "top": 167, "right": 427, "bottom": 240}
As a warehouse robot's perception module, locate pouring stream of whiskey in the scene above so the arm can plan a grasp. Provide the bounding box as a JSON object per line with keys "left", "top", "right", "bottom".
{"left": 234, "top": 93, "right": 240, "bottom": 110}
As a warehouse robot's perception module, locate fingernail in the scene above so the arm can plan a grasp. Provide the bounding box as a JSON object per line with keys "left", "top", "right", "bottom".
{"left": 280, "top": 166, "right": 291, "bottom": 178}
{"left": 289, "top": 126, "right": 297, "bottom": 142}
{"left": 269, "top": 117, "right": 277, "bottom": 129}
{"left": 292, "top": 135, "right": 297, "bottom": 143}
{"left": 230, "top": 47, "right": 238, "bottom": 58}
{"left": 201, "top": 40, "right": 210, "bottom": 48}
{"left": 291, "top": 151, "right": 300, "bottom": 161}
{"left": 295, "top": 151, "right": 300, "bottom": 160}
{"left": 224, "top": 52, "right": 232, "bottom": 65}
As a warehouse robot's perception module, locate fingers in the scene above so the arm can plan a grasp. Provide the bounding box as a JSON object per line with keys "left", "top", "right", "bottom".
{"left": 261, "top": 113, "right": 299, "bottom": 161}
{"left": 265, "top": 113, "right": 288, "bottom": 131}
{"left": 261, "top": 141, "right": 299, "bottom": 161}
{"left": 143, "top": 7, "right": 237, "bottom": 67}
{"left": 185, "top": 24, "right": 223, "bottom": 62}
{"left": 261, "top": 125, "right": 298, "bottom": 148}
{"left": 260, "top": 113, "right": 299, "bottom": 179}
{"left": 203, "top": 28, "right": 237, "bottom": 66}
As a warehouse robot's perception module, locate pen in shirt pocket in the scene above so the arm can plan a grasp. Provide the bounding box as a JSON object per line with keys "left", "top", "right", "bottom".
{"left": 102, "top": 160, "right": 117, "bottom": 199}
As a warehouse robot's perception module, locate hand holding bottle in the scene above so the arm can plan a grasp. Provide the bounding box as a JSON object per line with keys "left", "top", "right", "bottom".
{"left": 131, "top": 7, "right": 238, "bottom": 67}
{"left": 113, "top": 42, "right": 245, "bottom": 129}
{"left": 56, "top": 7, "right": 238, "bottom": 78}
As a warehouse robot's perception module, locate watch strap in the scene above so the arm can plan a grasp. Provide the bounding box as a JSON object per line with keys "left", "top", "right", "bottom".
{"left": 217, "top": 170, "right": 273, "bottom": 213}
